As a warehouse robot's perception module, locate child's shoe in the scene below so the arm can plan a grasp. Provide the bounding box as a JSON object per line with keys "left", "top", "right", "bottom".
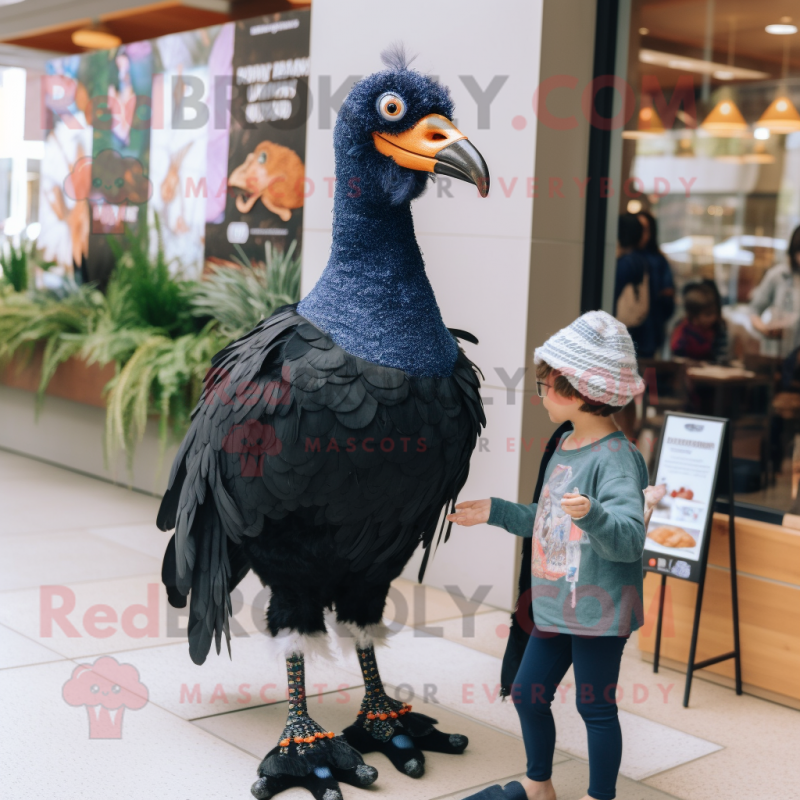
{"left": 462, "top": 779, "right": 527, "bottom": 799}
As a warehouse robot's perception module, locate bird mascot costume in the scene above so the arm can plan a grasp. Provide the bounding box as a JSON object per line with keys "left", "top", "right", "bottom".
{"left": 158, "top": 45, "right": 490, "bottom": 800}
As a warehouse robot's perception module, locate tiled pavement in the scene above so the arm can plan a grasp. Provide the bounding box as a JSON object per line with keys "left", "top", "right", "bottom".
{"left": 2, "top": 448, "right": 798, "bottom": 799}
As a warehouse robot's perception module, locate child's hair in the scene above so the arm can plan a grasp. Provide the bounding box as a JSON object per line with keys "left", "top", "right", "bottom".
{"left": 535, "top": 360, "right": 618, "bottom": 417}
{"left": 683, "top": 282, "right": 716, "bottom": 320}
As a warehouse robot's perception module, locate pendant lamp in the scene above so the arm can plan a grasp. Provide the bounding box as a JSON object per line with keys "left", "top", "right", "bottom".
{"left": 701, "top": 98, "right": 749, "bottom": 136}
{"left": 622, "top": 100, "right": 666, "bottom": 139}
{"left": 757, "top": 96, "right": 800, "bottom": 133}
{"left": 756, "top": 34, "right": 800, "bottom": 133}
{"left": 701, "top": 18, "right": 750, "bottom": 137}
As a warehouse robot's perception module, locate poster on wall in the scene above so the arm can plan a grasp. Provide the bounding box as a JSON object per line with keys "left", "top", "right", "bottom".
{"left": 644, "top": 413, "right": 727, "bottom": 583}
{"left": 39, "top": 10, "right": 310, "bottom": 288}
{"left": 204, "top": 11, "right": 310, "bottom": 269}
{"left": 148, "top": 29, "right": 221, "bottom": 280}
{"left": 39, "top": 55, "right": 94, "bottom": 282}
{"left": 82, "top": 42, "right": 155, "bottom": 287}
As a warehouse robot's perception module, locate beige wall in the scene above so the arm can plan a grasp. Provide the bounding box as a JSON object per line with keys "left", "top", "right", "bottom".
{"left": 303, "top": 0, "right": 598, "bottom": 609}
{"left": 516, "top": 0, "right": 599, "bottom": 587}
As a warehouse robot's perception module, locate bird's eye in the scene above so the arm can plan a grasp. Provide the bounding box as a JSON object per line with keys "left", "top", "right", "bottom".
{"left": 92, "top": 178, "right": 102, "bottom": 188}
{"left": 258, "top": 151, "right": 267, "bottom": 164}
{"left": 115, "top": 178, "right": 124, "bottom": 188}
{"left": 90, "top": 684, "right": 99, "bottom": 693}
{"left": 376, "top": 92, "right": 406, "bottom": 122}
{"left": 112, "top": 685, "right": 121, "bottom": 693}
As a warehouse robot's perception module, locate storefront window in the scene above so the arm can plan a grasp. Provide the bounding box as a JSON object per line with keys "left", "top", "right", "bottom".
{"left": 612, "top": 1, "right": 800, "bottom": 514}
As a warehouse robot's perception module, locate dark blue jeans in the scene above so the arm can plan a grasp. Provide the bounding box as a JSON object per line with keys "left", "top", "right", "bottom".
{"left": 512, "top": 627, "right": 629, "bottom": 800}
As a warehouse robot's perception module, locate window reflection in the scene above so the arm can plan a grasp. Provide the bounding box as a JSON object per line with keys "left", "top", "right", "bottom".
{"left": 616, "top": 1, "right": 800, "bottom": 513}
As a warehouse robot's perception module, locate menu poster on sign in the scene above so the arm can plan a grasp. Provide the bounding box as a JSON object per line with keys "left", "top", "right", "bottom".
{"left": 644, "top": 414, "right": 726, "bottom": 583}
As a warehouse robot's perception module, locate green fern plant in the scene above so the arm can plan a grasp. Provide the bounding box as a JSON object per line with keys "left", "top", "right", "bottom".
{"left": 0, "top": 237, "right": 57, "bottom": 293}
{"left": 191, "top": 240, "right": 301, "bottom": 339}
{"left": 0, "top": 219, "right": 305, "bottom": 475}
{"left": 99, "top": 322, "right": 225, "bottom": 469}
{"left": 0, "top": 238, "right": 30, "bottom": 293}
{"left": 107, "top": 216, "right": 199, "bottom": 336}
{"left": 0, "top": 283, "right": 104, "bottom": 407}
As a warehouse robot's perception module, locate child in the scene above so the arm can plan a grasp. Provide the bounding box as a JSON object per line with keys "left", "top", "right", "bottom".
{"left": 447, "top": 311, "right": 648, "bottom": 800}
{"left": 670, "top": 282, "right": 726, "bottom": 361}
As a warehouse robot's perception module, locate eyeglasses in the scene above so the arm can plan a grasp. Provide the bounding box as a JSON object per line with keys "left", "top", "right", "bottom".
{"left": 536, "top": 381, "right": 552, "bottom": 398}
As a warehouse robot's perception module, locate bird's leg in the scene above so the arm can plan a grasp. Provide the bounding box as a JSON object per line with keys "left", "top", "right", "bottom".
{"left": 354, "top": 643, "right": 412, "bottom": 740}
{"left": 277, "top": 654, "right": 334, "bottom": 750}
{"left": 251, "top": 653, "right": 378, "bottom": 800}
{"left": 341, "top": 643, "right": 468, "bottom": 780}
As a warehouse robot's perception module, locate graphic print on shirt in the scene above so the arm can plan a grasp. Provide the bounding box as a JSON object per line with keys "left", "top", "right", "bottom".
{"left": 531, "top": 464, "right": 589, "bottom": 588}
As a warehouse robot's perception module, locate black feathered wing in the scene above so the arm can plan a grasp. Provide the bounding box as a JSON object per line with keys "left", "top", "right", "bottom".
{"left": 157, "top": 306, "right": 484, "bottom": 664}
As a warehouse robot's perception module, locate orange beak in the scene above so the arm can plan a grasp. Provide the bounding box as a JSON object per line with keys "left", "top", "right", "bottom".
{"left": 372, "top": 113, "right": 490, "bottom": 197}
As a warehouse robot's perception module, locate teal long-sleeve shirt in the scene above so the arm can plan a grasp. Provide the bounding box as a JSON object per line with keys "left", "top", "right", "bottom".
{"left": 488, "top": 430, "right": 649, "bottom": 636}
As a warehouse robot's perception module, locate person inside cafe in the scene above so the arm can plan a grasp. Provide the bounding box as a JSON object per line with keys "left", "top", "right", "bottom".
{"left": 670, "top": 282, "right": 727, "bottom": 362}
{"left": 636, "top": 209, "right": 676, "bottom": 359}
{"left": 748, "top": 225, "right": 800, "bottom": 356}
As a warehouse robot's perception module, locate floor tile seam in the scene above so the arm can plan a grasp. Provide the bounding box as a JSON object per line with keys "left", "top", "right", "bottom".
{"left": 189, "top": 681, "right": 368, "bottom": 722}
{"left": 0, "top": 445, "right": 163, "bottom": 499}
{"left": 0, "top": 523, "right": 112, "bottom": 540}
{"left": 614, "top": 731, "right": 725, "bottom": 782}
{"left": 0, "top": 620, "right": 68, "bottom": 665}
{"left": 36, "top": 630, "right": 276, "bottom": 659}
{"left": 0, "top": 570, "right": 166, "bottom": 595}
{"left": 638, "top": 746, "right": 730, "bottom": 788}
{"left": 408, "top": 607, "right": 504, "bottom": 627}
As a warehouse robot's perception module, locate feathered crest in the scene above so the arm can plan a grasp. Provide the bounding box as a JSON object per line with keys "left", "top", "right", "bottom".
{"left": 380, "top": 42, "right": 417, "bottom": 72}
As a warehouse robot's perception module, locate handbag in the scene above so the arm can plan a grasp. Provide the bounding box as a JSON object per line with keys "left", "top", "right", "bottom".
{"left": 616, "top": 269, "right": 650, "bottom": 329}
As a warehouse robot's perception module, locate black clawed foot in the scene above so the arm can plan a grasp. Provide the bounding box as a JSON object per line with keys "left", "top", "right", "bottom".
{"left": 331, "top": 762, "right": 379, "bottom": 788}
{"left": 251, "top": 773, "right": 286, "bottom": 799}
{"left": 412, "top": 728, "right": 469, "bottom": 754}
{"left": 342, "top": 723, "right": 426, "bottom": 779}
{"left": 254, "top": 735, "right": 373, "bottom": 799}
{"left": 252, "top": 766, "right": 349, "bottom": 800}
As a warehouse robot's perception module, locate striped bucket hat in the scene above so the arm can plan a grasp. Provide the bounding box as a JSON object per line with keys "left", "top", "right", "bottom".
{"left": 533, "top": 310, "right": 645, "bottom": 407}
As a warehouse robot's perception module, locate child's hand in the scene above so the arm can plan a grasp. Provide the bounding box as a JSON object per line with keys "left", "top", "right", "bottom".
{"left": 447, "top": 499, "right": 491, "bottom": 526}
{"left": 643, "top": 484, "right": 667, "bottom": 527}
{"left": 561, "top": 492, "right": 591, "bottom": 519}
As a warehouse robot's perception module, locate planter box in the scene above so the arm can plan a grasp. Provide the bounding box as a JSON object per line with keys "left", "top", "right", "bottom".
{"left": 0, "top": 350, "right": 176, "bottom": 496}
{"left": 1, "top": 345, "right": 115, "bottom": 408}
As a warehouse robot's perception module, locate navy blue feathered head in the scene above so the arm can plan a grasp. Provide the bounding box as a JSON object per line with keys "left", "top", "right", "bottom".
{"left": 333, "top": 44, "right": 488, "bottom": 206}
{"left": 297, "top": 45, "right": 490, "bottom": 377}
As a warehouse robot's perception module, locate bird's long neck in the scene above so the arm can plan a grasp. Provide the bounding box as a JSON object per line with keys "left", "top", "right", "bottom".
{"left": 297, "top": 183, "right": 457, "bottom": 377}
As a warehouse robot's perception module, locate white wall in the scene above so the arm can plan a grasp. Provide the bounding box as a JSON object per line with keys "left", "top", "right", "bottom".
{"left": 302, "top": 0, "right": 545, "bottom": 609}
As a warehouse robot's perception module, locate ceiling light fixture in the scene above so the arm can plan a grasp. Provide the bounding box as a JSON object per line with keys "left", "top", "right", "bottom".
{"left": 757, "top": 96, "right": 800, "bottom": 133}
{"left": 622, "top": 101, "right": 666, "bottom": 139}
{"left": 71, "top": 21, "right": 121, "bottom": 50}
{"left": 639, "top": 49, "right": 768, "bottom": 80}
{"left": 702, "top": 99, "right": 750, "bottom": 136}
{"left": 701, "top": 19, "right": 750, "bottom": 137}
{"left": 756, "top": 30, "right": 800, "bottom": 133}
{"left": 765, "top": 24, "right": 798, "bottom": 35}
